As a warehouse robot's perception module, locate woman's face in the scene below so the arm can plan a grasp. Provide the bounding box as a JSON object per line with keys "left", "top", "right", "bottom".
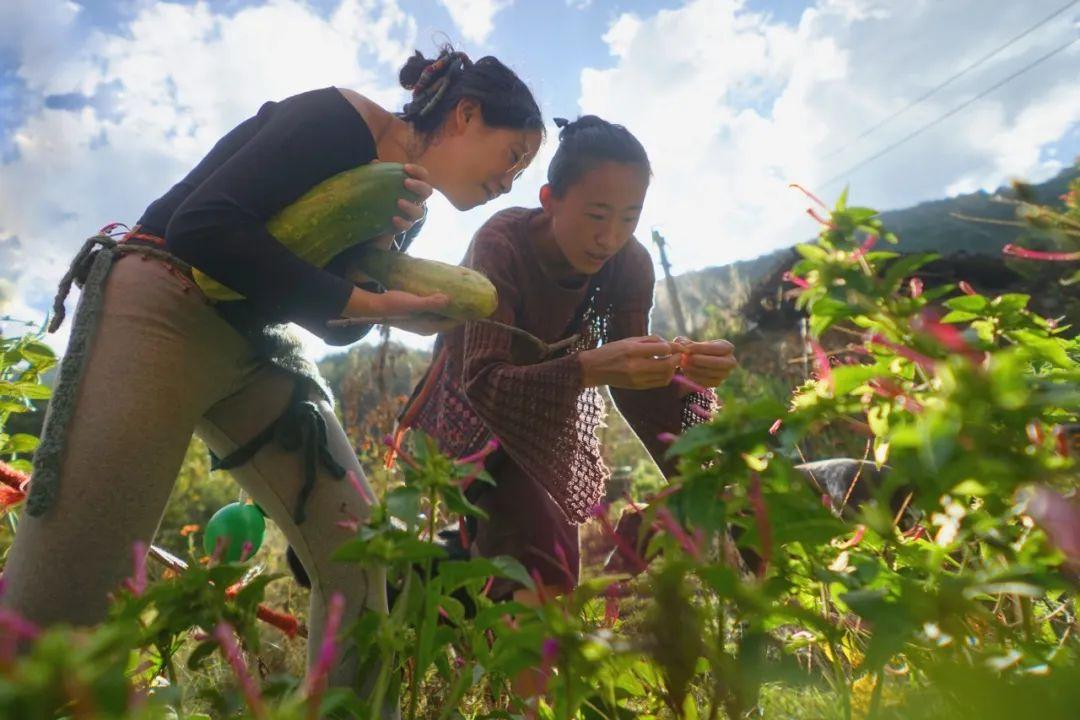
{"left": 541, "top": 161, "right": 650, "bottom": 275}
{"left": 423, "top": 99, "right": 543, "bottom": 210}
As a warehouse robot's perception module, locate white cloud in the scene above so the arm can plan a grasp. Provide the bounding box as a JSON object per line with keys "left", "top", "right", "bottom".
{"left": 0, "top": 0, "right": 419, "bottom": 356}
{"left": 602, "top": 13, "right": 641, "bottom": 58}
{"left": 577, "top": 0, "right": 1080, "bottom": 273}
{"left": 437, "top": 0, "right": 513, "bottom": 45}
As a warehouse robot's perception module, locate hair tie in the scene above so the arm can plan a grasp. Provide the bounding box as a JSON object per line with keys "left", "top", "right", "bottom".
{"left": 403, "top": 51, "right": 472, "bottom": 118}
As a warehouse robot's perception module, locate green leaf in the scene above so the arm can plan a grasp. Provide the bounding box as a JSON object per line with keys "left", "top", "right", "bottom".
{"left": 3, "top": 433, "right": 38, "bottom": 454}
{"left": 1008, "top": 330, "right": 1072, "bottom": 368}
{"left": 19, "top": 341, "right": 56, "bottom": 366}
{"left": 385, "top": 486, "right": 422, "bottom": 527}
{"left": 941, "top": 310, "right": 978, "bottom": 323}
{"left": 944, "top": 295, "right": 989, "bottom": 313}
{"left": 435, "top": 556, "right": 533, "bottom": 591}
{"left": 186, "top": 640, "right": 218, "bottom": 670}
{"left": 991, "top": 293, "right": 1030, "bottom": 314}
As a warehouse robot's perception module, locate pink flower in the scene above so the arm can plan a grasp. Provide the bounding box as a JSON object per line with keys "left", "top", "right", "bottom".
{"left": 657, "top": 432, "right": 678, "bottom": 445}
{"left": 603, "top": 583, "right": 622, "bottom": 628}
{"left": 346, "top": 470, "right": 373, "bottom": 506}
{"left": 210, "top": 535, "right": 229, "bottom": 564}
{"left": 336, "top": 513, "right": 361, "bottom": 533}
{"left": 382, "top": 434, "right": 418, "bottom": 469}
{"left": 553, "top": 543, "right": 576, "bottom": 588}
{"left": 913, "top": 310, "right": 984, "bottom": 364}
{"left": 867, "top": 335, "right": 935, "bottom": 372}
{"left": 214, "top": 623, "right": 266, "bottom": 719}
{"left": 909, "top": 277, "right": 924, "bottom": 298}
{"left": 671, "top": 373, "right": 707, "bottom": 395}
{"left": 836, "top": 525, "right": 866, "bottom": 550}
{"left": 687, "top": 402, "right": 712, "bottom": 421}
{"left": 0, "top": 461, "right": 29, "bottom": 490}
{"left": 788, "top": 183, "right": 829, "bottom": 210}
{"left": 653, "top": 507, "right": 701, "bottom": 561}
{"left": 811, "top": 340, "right": 834, "bottom": 389}
{"left": 457, "top": 438, "right": 500, "bottom": 467}
{"left": 782, "top": 271, "right": 810, "bottom": 289}
{"left": 1024, "top": 486, "right": 1080, "bottom": 570}
{"left": 958, "top": 281, "right": 976, "bottom": 296}
{"left": 747, "top": 475, "right": 773, "bottom": 578}
{"left": 122, "top": 540, "right": 148, "bottom": 597}
{"left": 307, "top": 592, "right": 345, "bottom": 698}
{"left": 529, "top": 569, "right": 550, "bottom": 605}
{"left": 537, "top": 637, "right": 561, "bottom": 694}
{"left": 591, "top": 503, "right": 648, "bottom": 574}
{"left": 807, "top": 208, "right": 836, "bottom": 228}
{"left": 851, "top": 234, "right": 877, "bottom": 259}
{"left": 1003, "top": 244, "right": 1080, "bottom": 262}
{"left": 769, "top": 419, "right": 783, "bottom": 435}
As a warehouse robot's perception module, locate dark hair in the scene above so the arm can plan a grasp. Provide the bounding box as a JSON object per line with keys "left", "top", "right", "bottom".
{"left": 547, "top": 115, "right": 651, "bottom": 197}
{"left": 398, "top": 46, "right": 544, "bottom": 138}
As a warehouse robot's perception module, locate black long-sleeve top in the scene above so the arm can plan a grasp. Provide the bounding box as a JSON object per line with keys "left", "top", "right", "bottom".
{"left": 138, "top": 86, "right": 419, "bottom": 344}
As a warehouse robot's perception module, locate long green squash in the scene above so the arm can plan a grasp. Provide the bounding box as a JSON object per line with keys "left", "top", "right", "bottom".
{"left": 192, "top": 162, "right": 419, "bottom": 301}
{"left": 349, "top": 247, "right": 498, "bottom": 321}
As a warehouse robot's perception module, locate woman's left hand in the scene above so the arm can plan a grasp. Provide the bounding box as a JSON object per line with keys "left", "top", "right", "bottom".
{"left": 672, "top": 338, "right": 737, "bottom": 388}
{"left": 392, "top": 163, "right": 434, "bottom": 233}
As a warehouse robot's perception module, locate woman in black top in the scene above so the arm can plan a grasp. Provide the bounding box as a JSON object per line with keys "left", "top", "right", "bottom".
{"left": 2, "top": 47, "right": 544, "bottom": 704}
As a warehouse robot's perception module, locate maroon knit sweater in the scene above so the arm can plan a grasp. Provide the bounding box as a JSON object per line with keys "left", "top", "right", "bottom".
{"left": 400, "top": 208, "right": 716, "bottom": 523}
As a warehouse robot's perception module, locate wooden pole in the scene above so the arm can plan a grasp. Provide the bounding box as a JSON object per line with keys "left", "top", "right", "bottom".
{"left": 651, "top": 230, "right": 690, "bottom": 338}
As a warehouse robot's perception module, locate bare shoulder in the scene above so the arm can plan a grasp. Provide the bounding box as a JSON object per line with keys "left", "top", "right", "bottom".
{"left": 335, "top": 87, "right": 393, "bottom": 134}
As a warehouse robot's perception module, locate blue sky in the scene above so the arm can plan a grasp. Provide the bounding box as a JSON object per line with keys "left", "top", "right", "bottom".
{"left": 1, "top": 0, "right": 1078, "bottom": 356}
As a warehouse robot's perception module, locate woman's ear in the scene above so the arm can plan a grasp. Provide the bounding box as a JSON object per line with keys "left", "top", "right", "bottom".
{"left": 454, "top": 97, "right": 482, "bottom": 129}
{"left": 539, "top": 184, "right": 554, "bottom": 212}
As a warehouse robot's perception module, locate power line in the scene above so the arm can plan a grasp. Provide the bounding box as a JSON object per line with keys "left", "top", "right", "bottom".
{"left": 822, "top": 0, "right": 1079, "bottom": 160}
{"left": 821, "top": 34, "right": 1079, "bottom": 189}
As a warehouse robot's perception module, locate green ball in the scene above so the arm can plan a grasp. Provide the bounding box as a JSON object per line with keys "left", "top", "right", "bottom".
{"left": 203, "top": 502, "right": 265, "bottom": 562}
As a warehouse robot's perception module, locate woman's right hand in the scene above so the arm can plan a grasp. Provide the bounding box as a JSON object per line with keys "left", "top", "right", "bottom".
{"left": 391, "top": 163, "right": 434, "bottom": 233}
{"left": 578, "top": 336, "right": 680, "bottom": 389}
{"left": 344, "top": 286, "right": 449, "bottom": 320}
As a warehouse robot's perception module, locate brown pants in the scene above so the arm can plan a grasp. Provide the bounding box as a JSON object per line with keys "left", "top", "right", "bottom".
{"left": 1, "top": 253, "right": 386, "bottom": 694}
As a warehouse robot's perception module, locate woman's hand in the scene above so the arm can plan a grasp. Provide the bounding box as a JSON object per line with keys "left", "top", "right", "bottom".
{"left": 344, "top": 286, "right": 449, "bottom": 320}
{"left": 391, "top": 163, "right": 434, "bottom": 233}
{"left": 672, "top": 337, "right": 737, "bottom": 387}
{"left": 579, "top": 336, "right": 680, "bottom": 389}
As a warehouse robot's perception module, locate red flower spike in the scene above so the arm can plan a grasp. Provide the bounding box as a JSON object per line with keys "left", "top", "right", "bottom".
{"left": 788, "top": 183, "right": 829, "bottom": 210}
{"left": 1003, "top": 244, "right": 1080, "bottom": 262}
{"left": 811, "top": 340, "right": 834, "bottom": 389}
{"left": 782, "top": 271, "right": 810, "bottom": 289}
{"left": 122, "top": 541, "right": 148, "bottom": 597}
{"left": 213, "top": 623, "right": 267, "bottom": 719}
{"left": 306, "top": 592, "right": 345, "bottom": 699}
{"left": 837, "top": 525, "right": 866, "bottom": 550}
{"left": 590, "top": 503, "right": 648, "bottom": 574}
{"left": 653, "top": 507, "right": 701, "bottom": 561}
{"left": 852, "top": 234, "right": 877, "bottom": 259}
{"left": 807, "top": 208, "right": 836, "bottom": 228}
{"left": 0, "top": 461, "right": 29, "bottom": 490}
{"left": 456, "top": 438, "right": 500, "bottom": 466}
{"left": 747, "top": 475, "right": 773, "bottom": 577}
